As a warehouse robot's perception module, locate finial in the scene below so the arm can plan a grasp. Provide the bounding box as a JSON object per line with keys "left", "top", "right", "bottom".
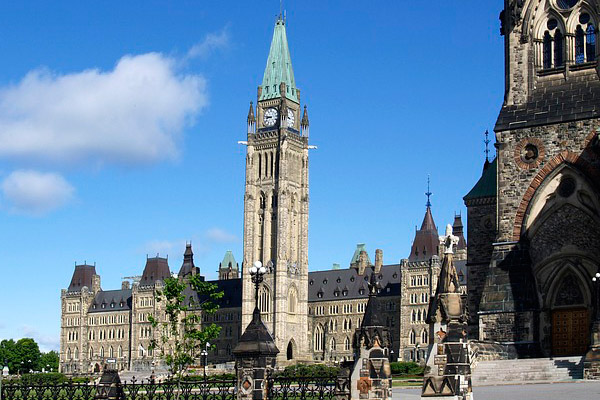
{"left": 484, "top": 129, "right": 491, "bottom": 162}
{"left": 425, "top": 175, "right": 432, "bottom": 208}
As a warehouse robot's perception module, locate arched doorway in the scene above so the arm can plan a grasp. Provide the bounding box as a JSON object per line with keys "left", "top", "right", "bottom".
{"left": 551, "top": 273, "right": 590, "bottom": 356}
{"left": 94, "top": 363, "right": 101, "bottom": 373}
{"left": 286, "top": 340, "right": 295, "bottom": 360}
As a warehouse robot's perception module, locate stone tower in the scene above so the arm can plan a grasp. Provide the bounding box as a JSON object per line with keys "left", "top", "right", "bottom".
{"left": 465, "top": 0, "right": 600, "bottom": 358}
{"left": 241, "top": 16, "right": 310, "bottom": 363}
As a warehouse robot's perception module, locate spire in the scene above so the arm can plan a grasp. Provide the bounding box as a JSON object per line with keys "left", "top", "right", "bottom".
{"left": 178, "top": 242, "right": 199, "bottom": 279}
{"left": 247, "top": 102, "right": 255, "bottom": 123}
{"left": 259, "top": 16, "right": 299, "bottom": 103}
{"left": 301, "top": 105, "right": 309, "bottom": 127}
{"left": 452, "top": 214, "right": 467, "bottom": 251}
{"left": 408, "top": 188, "right": 440, "bottom": 262}
{"left": 425, "top": 175, "right": 432, "bottom": 208}
{"left": 483, "top": 129, "right": 491, "bottom": 171}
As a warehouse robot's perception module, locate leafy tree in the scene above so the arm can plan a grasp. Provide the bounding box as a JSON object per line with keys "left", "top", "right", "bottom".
{"left": 0, "top": 339, "right": 18, "bottom": 373}
{"left": 149, "top": 274, "right": 223, "bottom": 380}
{"left": 15, "top": 338, "right": 41, "bottom": 373}
{"left": 39, "top": 351, "right": 59, "bottom": 372}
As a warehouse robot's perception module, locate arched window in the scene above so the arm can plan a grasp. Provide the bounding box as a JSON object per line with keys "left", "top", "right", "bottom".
{"left": 554, "top": 30, "right": 564, "bottom": 67}
{"left": 345, "top": 336, "right": 351, "bottom": 351}
{"left": 118, "top": 346, "right": 123, "bottom": 358}
{"left": 67, "top": 348, "right": 71, "bottom": 361}
{"left": 288, "top": 287, "right": 297, "bottom": 314}
{"left": 74, "top": 347, "right": 79, "bottom": 360}
{"left": 258, "top": 286, "right": 271, "bottom": 315}
{"left": 89, "top": 346, "right": 94, "bottom": 359}
{"left": 410, "top": 330, "right": 416, "bottom": 345}
{"left": 330, "top": 338, "right": 336, "bottom": 352}
{"left": 421, "top": 329, "right": 428, "bottom": 344}
{"left": 543, "top": 31, "right": 553, "bottom": 69}
{"left": 587, "top": 24, "right": 596, "bottom": 62}
{"left": 109, "top": 346, "right": 114, "bottom": 358}
{"left": 100, "top": 347, "right": 104, "bottom": 358}
{"left": 411, "top": 310, "right": 416, "bottom": 323}
{"left": 576, "top": 25, "right": 585, "bottom": 63}
{"left": 314, "top": 325, "right": 324, "bottom": 352}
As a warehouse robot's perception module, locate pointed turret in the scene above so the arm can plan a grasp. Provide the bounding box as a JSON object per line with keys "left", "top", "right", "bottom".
{"left": 219, "top": 250, "right": 239, "bottom": 280}
{"left": 178, "top": 243, "right": 200, "bottom": 279}
{"left": 452, "top": 214, "right": 467, "bottom": 252}
{"left": 409, "top": 186, "right": 440, "bottom": 262}
{"left": 247, "top": 102, "right": 255, "bottom": 124}
{"left": 259, "top": 17, "right": 299, "bottom": 103}
{"left": 301, "top": 105, "right": 309, "bottom": 137}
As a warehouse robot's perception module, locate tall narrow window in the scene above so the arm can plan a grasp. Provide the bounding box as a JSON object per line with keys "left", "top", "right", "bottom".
{"left": 421, "top": 329, "right": 428, "bottom": 344}
{"left": 345, "top": 336, "right": 351, "bottom": 351}
{"left": 288, "top": 287, "right": 297, "bottom": 314}
{"left": 554, "top": 30, "right": 564, "bottom": 67}
{"left": 410, "top": 330, "right": 416, "bottom": 345}
{"left": 543, "top": 31, "right": 553, "bottom": 69}
{"left": 258, "top": 154, "right": 262, "bottom": 179}
{"left": 314, "top": 325, "right": 324, "bottom": 352}
{"left": 587, "top": 24, "right": 596, "bottom": 62}
{"left": 576, "top": 26, "right": 585, "bottom": 63}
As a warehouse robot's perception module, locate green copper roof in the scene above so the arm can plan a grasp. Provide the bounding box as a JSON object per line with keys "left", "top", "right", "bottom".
{"left": 464, "top": 158, "right": 497, "bottom": 201}
{"left": 259, "top": 17, "right": 299, "bottom": 103}
{"left": 220, "top": 250, "right": 238, "bottom": 271}
{"left": 350, "top": 244, "right": 371, "bottom": 266}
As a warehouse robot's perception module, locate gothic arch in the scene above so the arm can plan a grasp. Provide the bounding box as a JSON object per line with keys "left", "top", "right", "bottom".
{"left": 541, "top": 260, "right": 593, "bottom": 309}
{"left": 286, "top": 339, "right": 296, "bottom": 360}
{"left": 287, "top": 285, "right": 298, "bottom": 314}
{"left": 513, "top": 146, "right": 600, "bottom": 241}
{"left": 314, "top": 324, "right": 324, "bottom": 352}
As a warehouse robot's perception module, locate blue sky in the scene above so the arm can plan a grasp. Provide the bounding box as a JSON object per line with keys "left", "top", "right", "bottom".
{"left": 0, "top": 1, "right": 504, "bottom": 351}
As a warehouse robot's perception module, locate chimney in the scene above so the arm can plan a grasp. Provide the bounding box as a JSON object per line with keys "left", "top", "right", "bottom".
{"left": 358, "top": 251, "right": 368, "bottom": 275}
{"left": 122, "top": 280, "right": 130, "bottom": 290}
{"left": 375, "top": 249, "right": 383, "bottom": 273}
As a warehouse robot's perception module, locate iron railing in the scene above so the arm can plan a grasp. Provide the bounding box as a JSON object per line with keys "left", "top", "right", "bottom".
{"left": 0, "top": 378, "right": 237, "bottom": 400}
{"left": 266, "top": 373, "right": 349, "bottom": 400}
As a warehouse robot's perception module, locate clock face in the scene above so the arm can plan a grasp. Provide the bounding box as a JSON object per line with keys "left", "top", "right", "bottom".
{"left": 287, "top": 109, "right": 295, "bottom": 128}
{"left": 263, "top": 108, "right": 278, "bottom": 127}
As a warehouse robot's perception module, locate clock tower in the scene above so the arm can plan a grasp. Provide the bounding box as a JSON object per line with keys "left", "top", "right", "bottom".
{"left": 241, "top": 16, "right": 310, "bottom": 363}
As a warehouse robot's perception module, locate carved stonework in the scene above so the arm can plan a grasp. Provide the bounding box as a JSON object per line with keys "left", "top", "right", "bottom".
{"left": 554, "top": 275, "right": 584, "bottom": 306}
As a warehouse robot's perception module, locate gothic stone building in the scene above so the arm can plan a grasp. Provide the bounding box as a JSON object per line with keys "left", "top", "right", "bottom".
{"left": 465, "top": 0, "right": 600, "bottom": 358}
{"left": 59, "top": 16, "right": 467, "bottom": 374}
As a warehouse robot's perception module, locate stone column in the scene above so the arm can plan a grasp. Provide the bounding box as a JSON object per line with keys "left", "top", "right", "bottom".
{"left": 349, "top": 268, "right": 392, "bottom": 400}
{"left": 421, "top": 225, "right": 473, "bottom": 400}
{"left": 233, "top": 308, "right": 279, "bottom": 400}
{"left": 584, "top": 273, "right": 600, "bottom": 380}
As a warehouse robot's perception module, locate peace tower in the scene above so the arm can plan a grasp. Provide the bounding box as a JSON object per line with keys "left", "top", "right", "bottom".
{"left": 241, "top": 16, "right": 310, "bottom": 363}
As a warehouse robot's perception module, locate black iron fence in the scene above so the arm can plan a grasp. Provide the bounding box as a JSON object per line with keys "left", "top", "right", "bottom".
{"left": 266, "top": 372, "right": 349, "bottom": 400}
{"left": 0, "top": 378, "right": 237, "bottom": 400}
{"left": 1, "top": 373, "right": 349, "bottom": 400}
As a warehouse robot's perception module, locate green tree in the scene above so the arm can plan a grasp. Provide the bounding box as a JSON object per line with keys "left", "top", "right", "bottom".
{"left": 39, "top": 351, "right": 59, "bottom": 372}
{"left": 0, "top": 339, "right": 18, "bottom": 373}
{"left": 15, "top": 338, "right": 41, "bottom": 373}
{"left": 149, "top": 274, "right": 223, "bottom": 380}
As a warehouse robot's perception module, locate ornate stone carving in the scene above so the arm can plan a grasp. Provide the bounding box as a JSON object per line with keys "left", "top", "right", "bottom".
{"left": 554, "top": 274, "right": 584, "bottom": 306}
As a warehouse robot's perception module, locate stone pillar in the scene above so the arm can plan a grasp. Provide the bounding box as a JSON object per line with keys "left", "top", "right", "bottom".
{"left": 584, "top": 320, "right": 600, "bottom": 379}
{"left": 421, "top": 225, "right": 473, "bottom": 400}
{"left": 233, "top": 308, "right": 279, "bottom": 400}
{"left": 350, "top": 268, "right": 392, "bottom": 400}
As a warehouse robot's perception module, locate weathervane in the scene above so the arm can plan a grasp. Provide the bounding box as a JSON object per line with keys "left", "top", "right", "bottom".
{"left": 425, "top": 175, "right": 432, "bottom": 208}
{"left": 484, "top": 129, "right": 491, "bottom": 162}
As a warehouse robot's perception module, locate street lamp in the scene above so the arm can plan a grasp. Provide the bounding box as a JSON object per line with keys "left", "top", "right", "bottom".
{"left": 250, "top": 261, "right": 267, "bottom": 313}
{"left": 593, "top": 272, "right": 600, "bottom": 321}
{"left": 201, "top": 342, "right": 210, "bottom": 384}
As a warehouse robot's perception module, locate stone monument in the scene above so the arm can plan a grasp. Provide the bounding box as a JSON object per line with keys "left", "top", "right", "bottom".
{"left": 421, "top": 225, "right": 473, "bottom": 400}
{"left": 350, "top": 267, "right": 392, "bottom": 400}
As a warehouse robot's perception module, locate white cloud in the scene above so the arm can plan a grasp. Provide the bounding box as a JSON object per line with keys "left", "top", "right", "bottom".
{"left": 187, "top": 27, "right": 230, "bottom": 60}
{"left": 2, "top": 170, "right": 74, "bottom": 215}
{"left": 205, "top": 228, "right": 238, "bottom": 243}
{"left": 0, "top": 52, "right": 207, "bottom": 167}
{"left": 21, "top": 326, "right": 60, "bottom": 352}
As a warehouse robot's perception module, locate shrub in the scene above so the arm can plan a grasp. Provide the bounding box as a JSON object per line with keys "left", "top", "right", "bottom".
{"left": 279, "top": 364, "right": 339, "bottom": 378}
{"left": 389, "top": 361, "right": 424, "bottom": 376}
{"left": 20, "top": 372, "right": 67, "bottom": 385}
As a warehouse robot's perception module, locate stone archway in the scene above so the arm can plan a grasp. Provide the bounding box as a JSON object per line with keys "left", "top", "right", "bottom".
{"left": 287, "top": 339, "right": 295, "bottom": 360}
{"left": 550, "top": 273, "right": 590, "bottom": 356}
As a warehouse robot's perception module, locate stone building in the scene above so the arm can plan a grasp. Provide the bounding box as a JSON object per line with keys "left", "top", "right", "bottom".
{"left": 465, "top": 0, "right": 600, "bottom": 358}
{"left": 59, "top": 15, "right": 468, "bottom": 373}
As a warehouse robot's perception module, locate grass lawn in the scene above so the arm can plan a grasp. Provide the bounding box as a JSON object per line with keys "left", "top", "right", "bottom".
{"left": 392, "top": 376, "right": 423, "bottom": 387}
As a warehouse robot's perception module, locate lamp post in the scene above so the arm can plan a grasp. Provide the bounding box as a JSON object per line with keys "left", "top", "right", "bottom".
{"left": 593, "top": 272, "right": 600, "bottom": 322}
{"left": 250, "top": 261, "right": 267, "bottom": 313}
{"left": 201, "top": 342, "right": 210, "bottom": 384}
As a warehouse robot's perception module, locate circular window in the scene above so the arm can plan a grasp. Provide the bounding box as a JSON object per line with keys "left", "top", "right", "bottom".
{"left": 579, "top": 13, "right": 591, "bottom": 24}
{"left": 514, "top": 138, "right": 545, "bottom": 170}
{"left": 557, "top": 176, "right": 576, "bottom": 198}
{"left": 323, "top": 279, "right": 328, "bottom": 284}
{"left": 350, "top": 276, "right": 355, "bottom": 282}
{"left": 556, "top": 0, "right": 579, "bottom": 10}
{"left": 309, "top": 280, "right": 314, "bottom": 285}
{"left": 547, "top": 18, "right": 558, "bottom": 30}
{"left": 522, "top": 144, "right": 539, "bottom": 163}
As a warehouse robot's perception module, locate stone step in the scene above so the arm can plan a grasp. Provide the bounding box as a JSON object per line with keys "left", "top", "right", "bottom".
{"left": 472, "top": 356, "right": 584, "bottom": 386}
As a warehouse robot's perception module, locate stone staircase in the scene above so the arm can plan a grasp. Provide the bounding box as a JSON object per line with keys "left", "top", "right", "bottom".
{"left": 472, "top": 356, "right": 584, "bottom": 386}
